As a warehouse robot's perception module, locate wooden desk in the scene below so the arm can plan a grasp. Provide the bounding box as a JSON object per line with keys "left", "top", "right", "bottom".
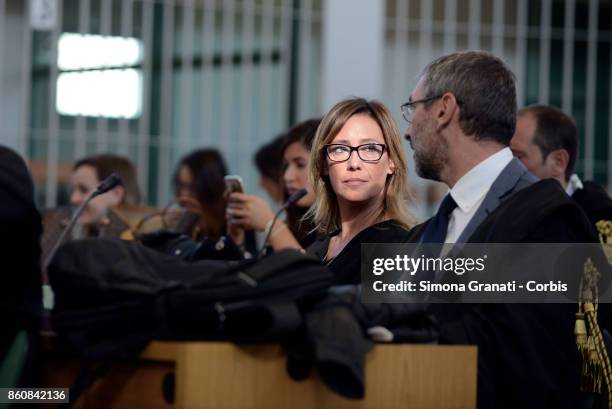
{"left": 43, "top": 342, "right": 477, "bottom": 409}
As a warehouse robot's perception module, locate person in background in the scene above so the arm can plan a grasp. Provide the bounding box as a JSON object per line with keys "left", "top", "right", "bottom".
{"left": 172, "top": 148, "right": 257, "bottom": 257}
{"left": 306, "top": 97, "right": 414, "bottom": 284}
{"left": 227, "top": 119, "right": 321, "bottom": 251}
{"left": 69, "top": 154, "right": 142, "bottom": 232}
{"left": 254, "top": 134, "right": 286, "bottom": 204}
{"left": 173, "top": 148, "right": 230, "bottom": 240}
{"left": 511, "top": 104, "right": 612, "bottom": 230}
{"left": 42, "top": 154, "right": 143, "bottom": 263}
{"left": 0, "top": 146, "right": 42, "bottom": 389}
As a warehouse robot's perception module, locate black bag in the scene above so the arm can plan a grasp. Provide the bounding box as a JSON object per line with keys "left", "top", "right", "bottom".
{"left": 48, "top": 238, "right": 333, "bottom": 358}
{"left": 138, "top": 230, "right": 247, "bottom": 261}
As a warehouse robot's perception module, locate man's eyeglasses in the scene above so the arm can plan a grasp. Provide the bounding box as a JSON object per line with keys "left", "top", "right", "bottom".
{"left": 400, "top": 94, "right": 444, "bottom": 123}
{"left": 324, "top": 143, "right": 387, "bottom": 163}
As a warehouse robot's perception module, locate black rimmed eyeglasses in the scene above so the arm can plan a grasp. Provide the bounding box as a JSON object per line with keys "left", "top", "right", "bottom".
{"left": 323, "top": 143, "right": 387, "bottom": 163}
{"left": 400, "top": 94, "right": 444, "bottom": 123}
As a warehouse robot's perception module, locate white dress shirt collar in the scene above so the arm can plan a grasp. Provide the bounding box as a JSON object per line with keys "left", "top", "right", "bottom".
{"left": 566, "top": 173, "right": 584, "bottom": 196}
{"left": 449, "top": 147, "right": 514, "bottom": 213}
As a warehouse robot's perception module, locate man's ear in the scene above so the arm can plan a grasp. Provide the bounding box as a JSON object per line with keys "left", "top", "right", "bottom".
{"left": 436, "top": 92, "right": 459, "bottom": 129}
{"left": 548, "top": 149, "right": 570, "bottom": 178}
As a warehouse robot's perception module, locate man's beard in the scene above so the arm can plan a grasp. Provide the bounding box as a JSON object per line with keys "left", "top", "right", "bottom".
{"left": 412, "top": 119, "right": 448, "bottom": 182}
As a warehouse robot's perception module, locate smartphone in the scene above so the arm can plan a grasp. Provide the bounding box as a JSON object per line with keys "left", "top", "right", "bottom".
{"left": 224, "top": 175, "right": 245, "bottom": 236}
{"left": 224, "top": 175, "right": 244, "bottom": 197}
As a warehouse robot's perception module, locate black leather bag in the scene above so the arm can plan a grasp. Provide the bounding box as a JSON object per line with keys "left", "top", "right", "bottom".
{"left": 48, "top": 238, "right": 333, "bottom": 358}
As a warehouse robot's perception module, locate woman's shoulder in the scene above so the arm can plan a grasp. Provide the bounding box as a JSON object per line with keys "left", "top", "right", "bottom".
{"left": 306, "top": 234, "right": 330, "bottom": 260}
{"left": 360, "top": 219, "right": 413, "bottom": 243}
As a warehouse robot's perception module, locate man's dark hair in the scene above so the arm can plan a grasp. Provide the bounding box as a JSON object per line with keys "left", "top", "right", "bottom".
{"left": 518, "top": 104, "right": 578, "bottom": 181}
{"left": 421, "top": 50, "right": 517, "bottom": 145}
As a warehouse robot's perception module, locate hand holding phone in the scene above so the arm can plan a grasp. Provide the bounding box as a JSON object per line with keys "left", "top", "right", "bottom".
{"left": 224, "top": 175, "right": 244, "bottom": 199}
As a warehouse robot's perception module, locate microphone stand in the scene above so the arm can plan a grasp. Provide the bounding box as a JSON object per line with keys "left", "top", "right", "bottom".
{"left": 258, "top": 207, "right": 286, "bottom": 257}
{"left": 43, "top": 174, "right": 122, "bottom": 271}
{"left": 257, "top": 188, "right": 307, "bottom": 258}
{"left": 43, "top": 192, "right": 96, "bottom": 271}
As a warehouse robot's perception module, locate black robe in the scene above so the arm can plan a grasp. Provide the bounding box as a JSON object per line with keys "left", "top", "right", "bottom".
{"left": 572, "top": 180, "right": 612, "bottom": 229}
{"left": 408, "top": 179, "right": 606, "bottom": 409}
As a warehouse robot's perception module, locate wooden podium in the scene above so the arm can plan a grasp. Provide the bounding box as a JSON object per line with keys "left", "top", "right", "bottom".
{"left": 43, "top": 342, "right": 477, "bottom": 409}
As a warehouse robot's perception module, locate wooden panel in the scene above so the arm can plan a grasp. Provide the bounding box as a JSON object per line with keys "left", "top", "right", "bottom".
{"left": 42, "top": 342, "right": 477, "bottom": 409}
{"left": 40, "top": 356, "right": 175, "bottom": 409}
{"left": 82, "top": 361, "right": 174, "bottom": 409}
{"left": 143, "top": 342, "right": 477, "bottom": 409}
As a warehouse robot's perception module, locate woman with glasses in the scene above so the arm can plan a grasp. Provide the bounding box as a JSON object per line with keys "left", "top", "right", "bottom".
{"left": 227, "top": 119, "right": 321, "bottom": 252}
{"left": 306, "top": 97, "right": 414, "bottom": 284}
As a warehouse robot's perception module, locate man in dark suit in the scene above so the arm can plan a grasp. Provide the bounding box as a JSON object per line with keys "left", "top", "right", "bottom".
{"left": 511, "top": 104, "right": 612, "bottom": 235}
{"left": 401, "top": 51, "right": 600, "bottom": 408}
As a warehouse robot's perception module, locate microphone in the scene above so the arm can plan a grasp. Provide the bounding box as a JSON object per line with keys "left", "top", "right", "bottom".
{"left": 43, "top": 173, "right": 124, "bottom": 270}
{"left": 92, "top": 173, "right": 122, "bottom": 197}
{"left": 285, "top": 188, "right": 308, "bottom": 208}
{"left": 258, "top": 188, "right": 307, "bottom": 257}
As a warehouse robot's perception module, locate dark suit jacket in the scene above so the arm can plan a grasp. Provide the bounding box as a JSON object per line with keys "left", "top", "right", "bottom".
{"left": 408, "top": 159, "right": 601, "bottom": 409}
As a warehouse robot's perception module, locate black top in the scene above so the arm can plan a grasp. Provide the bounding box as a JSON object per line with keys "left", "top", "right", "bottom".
{"left": 307, "top": 219, "right": 411, "bottom": 285}
{"left": 0, "top": 146, "right": 42, "bottom": 350}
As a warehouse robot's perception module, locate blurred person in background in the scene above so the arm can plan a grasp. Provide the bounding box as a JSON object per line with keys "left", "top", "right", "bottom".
{"left": 42, "top": 154, "right": 143, "bottom": 262}
{"left": 254, "top": 134, "right": 286, "bottom": 204}
{"left": 511, "top": 104, "right": 612, "bottom": 230}
{"left": 227, "top": 119, "right": 321, "bottom": 251}
{"left": 69, "top": 154, "right": 142, "bottom": 230}
{"left": 305, "top": 98, "right": 413, "bottom": 284}
{"left": 173, "top": 148, "right": 228, "bottom": 240}
{"left": 0, "top": 146, "right": 42, "bottom": 389}
{"left": 172, "top": 148, "right": 257, "bottom": 257}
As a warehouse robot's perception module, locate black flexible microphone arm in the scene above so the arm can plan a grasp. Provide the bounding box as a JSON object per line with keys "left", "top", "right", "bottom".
{"left": 43, "top": 173, "right": 123, "bottom": 270}
{"left": 257, "top": 188, "right": 308, "bottom": 258}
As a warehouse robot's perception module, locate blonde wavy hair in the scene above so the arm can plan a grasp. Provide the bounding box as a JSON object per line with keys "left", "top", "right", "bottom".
{"left": 305, "top": 97, "right": 414, "bottom": 234}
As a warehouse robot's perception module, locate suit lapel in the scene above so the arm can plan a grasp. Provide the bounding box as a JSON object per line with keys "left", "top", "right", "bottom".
{"left": 457, "top": 158, "right": 530, "bottom": 243}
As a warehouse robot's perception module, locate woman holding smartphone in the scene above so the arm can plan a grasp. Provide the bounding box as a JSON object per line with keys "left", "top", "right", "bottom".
{"left": 173, "top": 148, "right": 234, "bottom": 241}
{"left": 306, "top": 97, "right": 414, "bottom": 284}
{"left": 226, "top": 118, "right": 321, "bottom": 252}
{"left": 171, "top": 148, "right": 257, "bottom": 258}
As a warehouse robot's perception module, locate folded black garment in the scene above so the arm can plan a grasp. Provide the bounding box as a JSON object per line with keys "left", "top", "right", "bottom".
{"left": 286, "top": 286, "right": 438, "bottom": 400}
